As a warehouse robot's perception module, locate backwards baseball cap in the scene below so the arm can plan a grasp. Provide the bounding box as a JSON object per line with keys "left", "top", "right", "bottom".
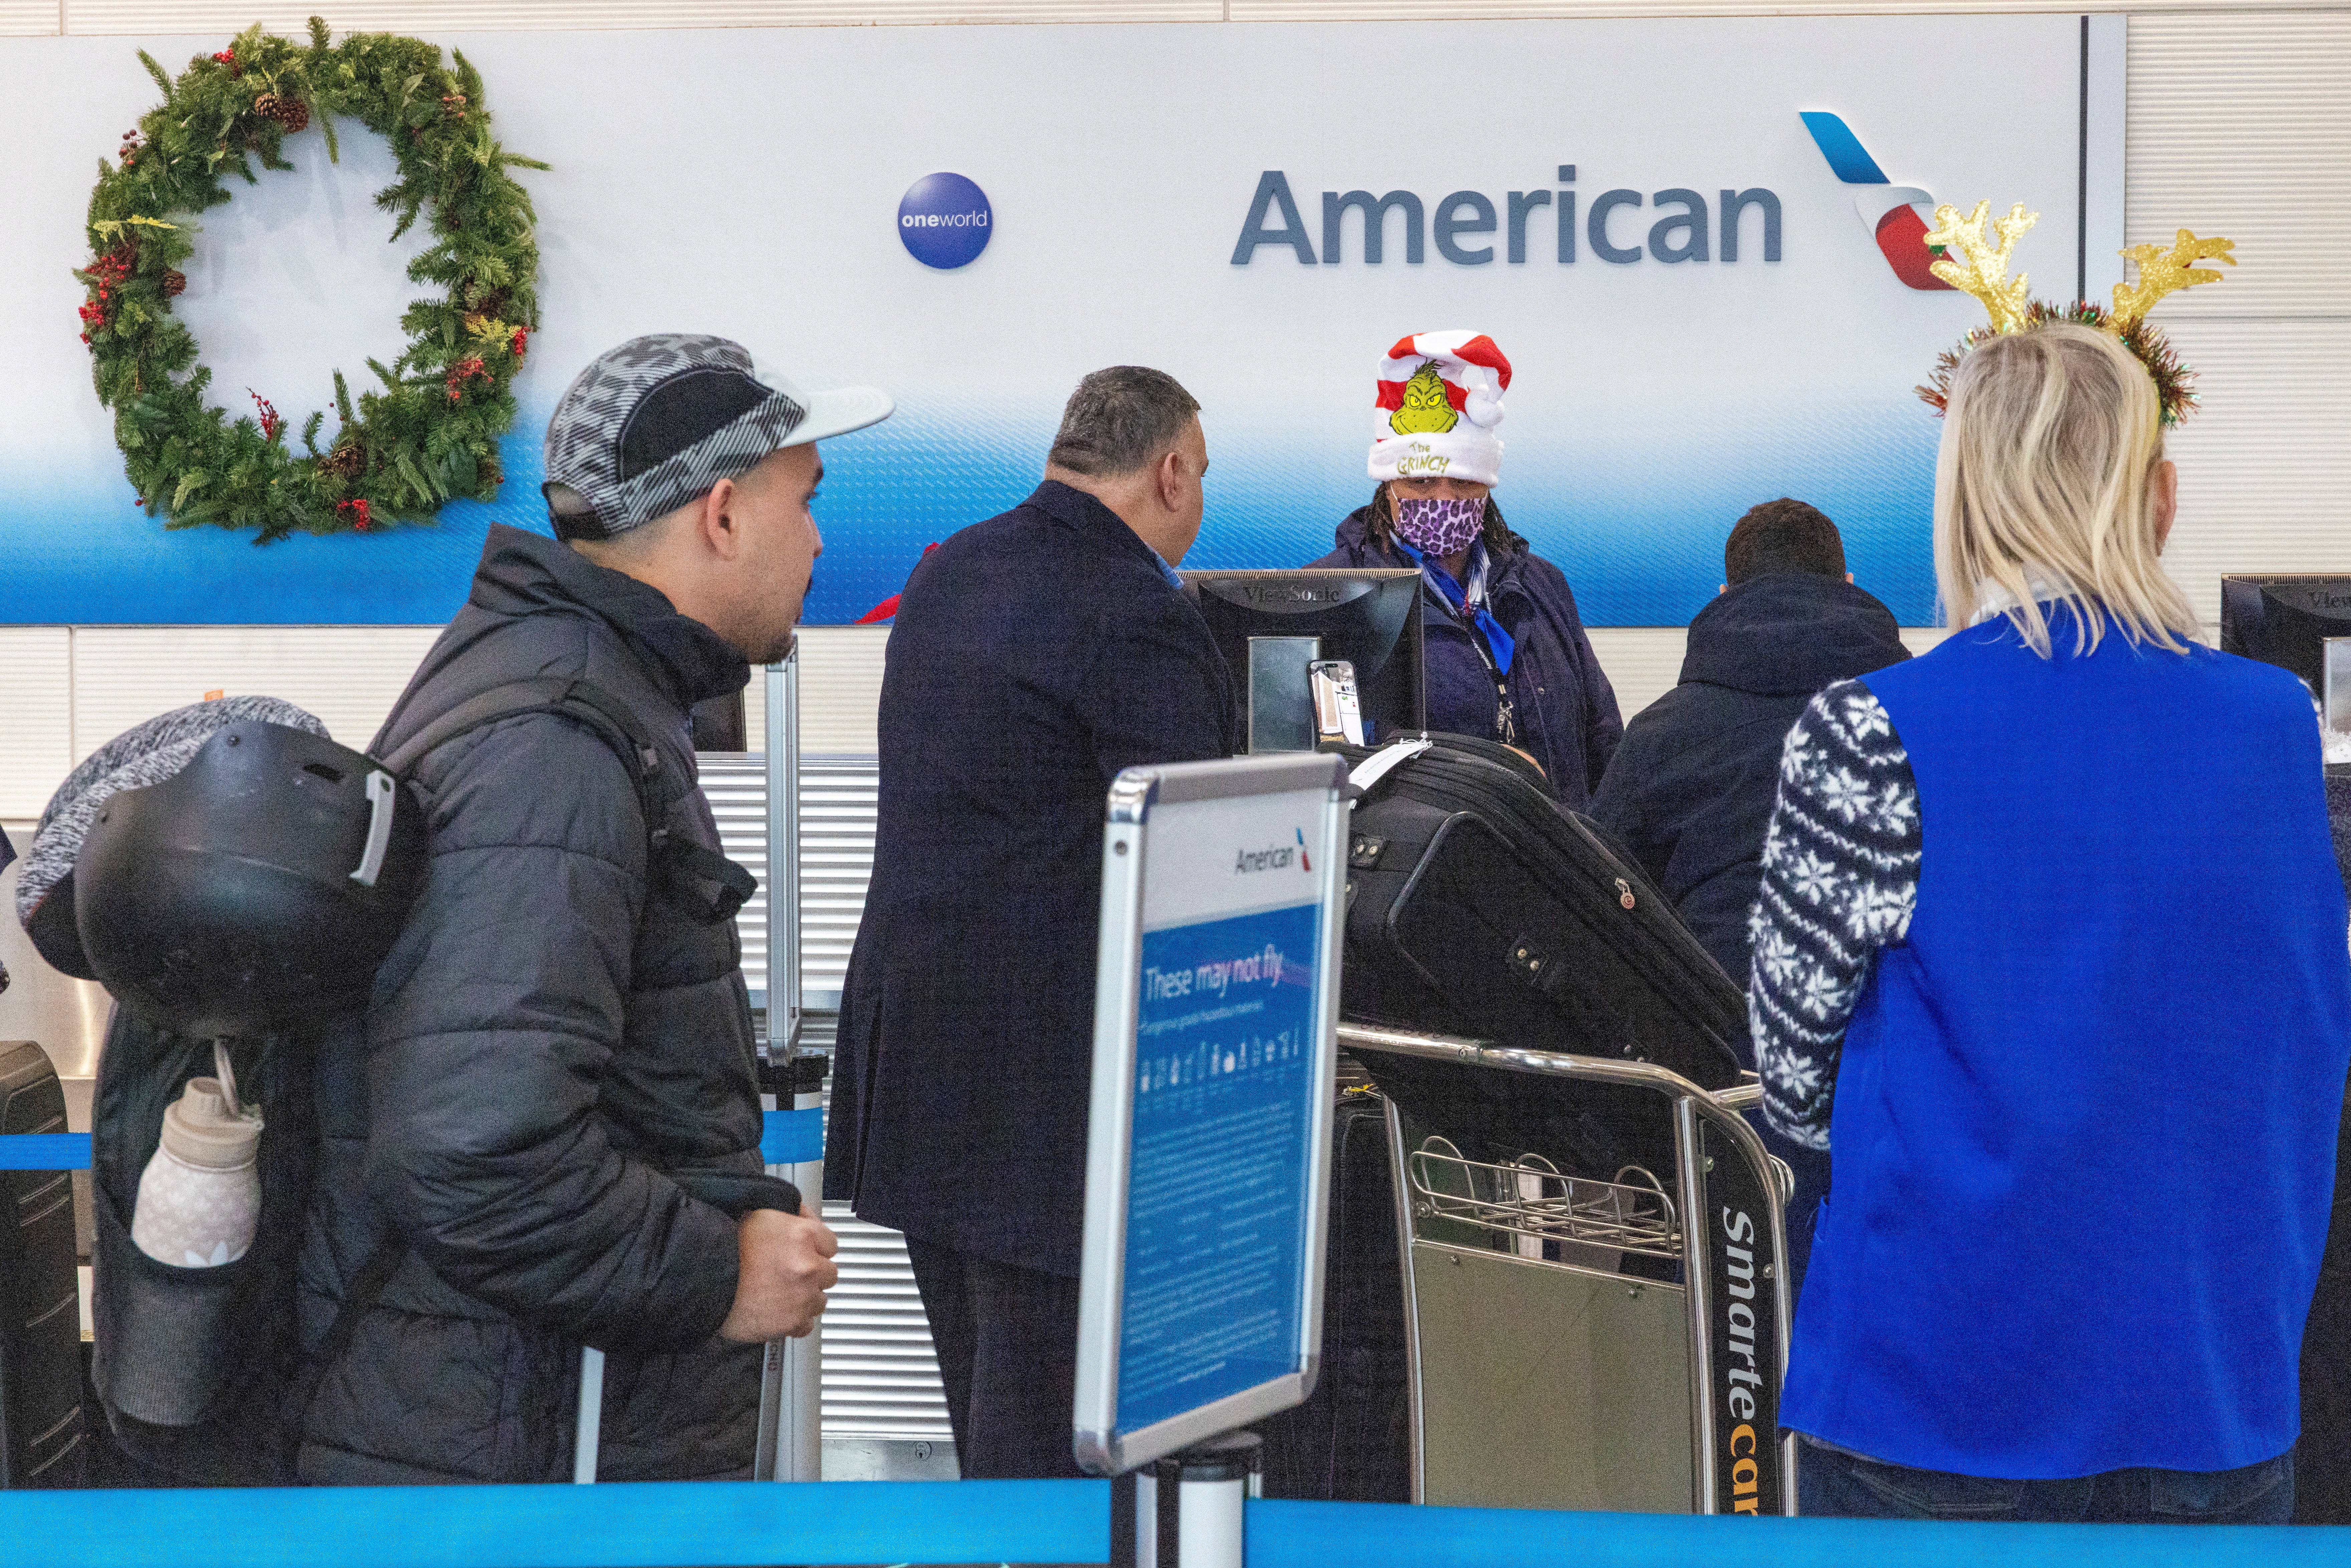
{"left": 1367, "top": 330, "right": 1513, "bottom": 488}
{"left": 542, "top": 333, "right": 894, "bottom": 540}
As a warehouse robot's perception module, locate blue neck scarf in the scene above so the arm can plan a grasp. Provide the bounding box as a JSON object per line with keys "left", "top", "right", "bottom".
{"left": 1393, "top": 537, "right": 1515, "bottom": 677}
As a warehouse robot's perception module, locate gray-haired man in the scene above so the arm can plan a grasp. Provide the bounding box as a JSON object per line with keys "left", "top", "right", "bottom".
{"left": 827, "top": 367, "right": 1240, "bottom": 1478}
{"left": 299, "top": 335, "right": 880, "bottom": 1483}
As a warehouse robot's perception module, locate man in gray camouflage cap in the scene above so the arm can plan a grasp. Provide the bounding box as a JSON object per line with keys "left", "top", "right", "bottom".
{"left": 298, "top": 334, "right": 891, "bottom": 1484}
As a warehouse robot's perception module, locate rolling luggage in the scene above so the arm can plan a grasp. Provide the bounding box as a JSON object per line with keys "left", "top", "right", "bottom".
{"left": 1, "top": 1040, "right": 85, "bottom": 1488}
{"left": 1335, "top": 736, "right": 1747, "bottom": 1180}
{"left": 1258, "top": 1080, "right": 1410, "bottom": 1503}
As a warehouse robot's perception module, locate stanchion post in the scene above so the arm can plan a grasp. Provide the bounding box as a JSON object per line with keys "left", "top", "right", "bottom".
{"left": 572, "top": 1346, "right": 605, "bottom": 1484}
{"left": 752, "top": 641, "right": 819, "bottom": 1482}
{"left": 766, "top": 644, "right": 803, "bottom": 1058}
{"left": 1117, "top": 1431, "right": 1255, "bottom": 1568}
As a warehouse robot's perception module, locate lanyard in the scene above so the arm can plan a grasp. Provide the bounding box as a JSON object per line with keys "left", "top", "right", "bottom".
{"left": 1394, "top": 538, "right": 1518, "bottom": 744}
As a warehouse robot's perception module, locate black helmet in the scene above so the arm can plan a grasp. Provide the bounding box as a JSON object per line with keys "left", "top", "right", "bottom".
{"left": 62, "top": 715, "right": 424, "bottom": 1038}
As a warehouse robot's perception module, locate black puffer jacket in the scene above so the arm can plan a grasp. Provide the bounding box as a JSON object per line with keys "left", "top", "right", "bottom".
{"left": 296, "top": 524, "right": 788, "bottom": 1484}
{"left": 1589, "top": 572, "right": 1910, "bottom": 985}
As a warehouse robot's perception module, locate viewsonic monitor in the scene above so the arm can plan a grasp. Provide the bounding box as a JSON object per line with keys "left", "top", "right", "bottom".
{"left": 1181, "top": 570, "right": 1425, "bottom": 743}
{"left": 2220, "top": 576, "right": 2351, "bottom": 697}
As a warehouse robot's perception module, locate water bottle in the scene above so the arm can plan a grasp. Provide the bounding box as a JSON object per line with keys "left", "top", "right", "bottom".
{"left": 130, "top": 1074, "right": 261, "bottom": 1268}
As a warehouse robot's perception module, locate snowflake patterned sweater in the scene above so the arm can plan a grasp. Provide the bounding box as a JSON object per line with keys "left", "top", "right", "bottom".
{"left": 1746, "top": 681, "right": 1919, "bottom": 1149}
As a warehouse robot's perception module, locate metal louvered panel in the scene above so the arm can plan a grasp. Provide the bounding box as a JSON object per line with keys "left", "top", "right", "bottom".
{"left": 2127, "top": 11, "right": 2351, "bottom": 320}
{"left": 819, "top": 1203, "right": 954, "bottom": 1439}
{"left": 698, "top": 755, "right": 771, "bottom": 998}
{"left": 792, "top": 1016, "right": 951, "bottom": 1444}
{"left": 802, "top": 759, "right": 878, "bottom": 1010}
{"left": 699, "top": 753, "right": 877, "bottom": 1009}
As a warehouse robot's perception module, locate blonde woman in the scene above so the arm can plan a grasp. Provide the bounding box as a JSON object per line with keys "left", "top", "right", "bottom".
{"left": 1749, "top": 323, "right": 2351, "bottom": 1521}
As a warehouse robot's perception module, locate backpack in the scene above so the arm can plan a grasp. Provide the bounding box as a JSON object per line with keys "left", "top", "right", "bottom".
{"left": 86, "top": 677, "right": 761, "bottom": 1483}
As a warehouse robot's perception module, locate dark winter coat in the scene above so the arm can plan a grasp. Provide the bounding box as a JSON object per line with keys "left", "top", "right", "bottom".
{"left": 1589, "top": 571, "right": 1911, "bottom": 984}
{"left": 1311, "top": 509, "right": 1622, "bottom": 809}
{"left": 826, "top": 481, "right": 1240, "bottom": 1276}
{"left": 298, "top": 524, "right": 789, "bottom": 1484}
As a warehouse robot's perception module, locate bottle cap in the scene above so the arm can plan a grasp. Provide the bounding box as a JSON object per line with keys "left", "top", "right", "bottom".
{"left": 158, "top": 1076, "right": 262, "bottom": 1172}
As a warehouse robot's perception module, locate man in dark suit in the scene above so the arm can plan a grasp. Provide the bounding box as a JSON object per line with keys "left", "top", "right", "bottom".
{"left": 826, "top": 367, "right": 1239, "bottom": 1478}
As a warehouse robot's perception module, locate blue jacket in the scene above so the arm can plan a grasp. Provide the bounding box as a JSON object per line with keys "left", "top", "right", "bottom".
{"left": 826, "top": 481, "right": 1241, "bottom": 1275}
{"left": 1312, "top": 509, "right": 1621, "bottom": 809}
{"left": 1784, "top": 612, "right": 2351, "bottom": 1477}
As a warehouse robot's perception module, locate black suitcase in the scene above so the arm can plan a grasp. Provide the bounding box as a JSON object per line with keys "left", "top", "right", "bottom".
{"left": 1334, "top": 737, "right": 1747, "bottom": 1180}
{"left": 1259, "top": 1081, "right": 1409, "bottom": 1503}
{"left": 0, "top": 1040, "right": 86, "bottom": 1488}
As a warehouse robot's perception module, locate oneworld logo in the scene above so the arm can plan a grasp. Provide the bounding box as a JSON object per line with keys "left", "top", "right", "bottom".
{"left": 1798, "top": 112, "right": 1952, "bottom": 293}
{"left": 898, "top": 172, "right": 992, "bottom": 270}
{"left": 1232, "top": 165, "right": 1782, "bottom": 267}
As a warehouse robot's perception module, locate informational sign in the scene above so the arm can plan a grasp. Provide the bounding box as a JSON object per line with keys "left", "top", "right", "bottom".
{"left": 1074, "top": 752, "right": 1348, "bottom": 1476}
{"left": 0, "top": 17, "right": 2117, "bottom": 626}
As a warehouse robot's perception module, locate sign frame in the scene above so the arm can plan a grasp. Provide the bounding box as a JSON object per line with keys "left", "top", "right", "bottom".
{"left": 1072, "top": 751, "right": 1350, "bottom": 1477}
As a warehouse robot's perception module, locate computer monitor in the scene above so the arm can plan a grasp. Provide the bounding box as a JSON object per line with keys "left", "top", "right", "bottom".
{"left": 1181, "top": 570, "right": 1424, "bottom": 745}
{"left": 2219, "top": 576, "right": 2351, "bottom": 697}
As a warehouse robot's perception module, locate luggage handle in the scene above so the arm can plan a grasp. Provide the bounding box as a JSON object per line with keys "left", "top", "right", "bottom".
{"left": 348, "top": 769, "right": 398, "bottom": 888}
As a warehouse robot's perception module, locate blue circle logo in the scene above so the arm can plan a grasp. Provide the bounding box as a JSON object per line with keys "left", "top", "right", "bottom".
{"left": 898, "top": 173, "right": 993, "bottom": 270}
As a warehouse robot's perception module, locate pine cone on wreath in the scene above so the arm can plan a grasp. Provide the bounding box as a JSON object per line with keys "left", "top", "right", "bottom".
{"left": 253, "top": 93, "right": 311, "bottom": 132}
{"left": 317, "top": 444, "right": 363, "bottom": 479}
{"left": 162, "top": 270, "right": 186, "bottom": 298}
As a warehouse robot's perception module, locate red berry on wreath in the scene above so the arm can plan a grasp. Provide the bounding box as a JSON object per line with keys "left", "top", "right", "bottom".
{"left": 510, "top": 326, "right": 528, "bottom": 357}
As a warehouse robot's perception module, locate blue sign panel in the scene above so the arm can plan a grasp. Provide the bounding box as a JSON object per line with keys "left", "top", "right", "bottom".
{"left": 1114, "top": 900, "right": 1321, "bottom": 1435}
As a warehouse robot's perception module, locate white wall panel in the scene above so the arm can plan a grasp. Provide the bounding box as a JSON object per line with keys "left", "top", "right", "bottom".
{"left": 0, "top": 0, "right": 57, "bottom": 33}
{"left": 1587, "top": 626, "right": 1690, "bottom": 724}
{"left": 1230, "top": 0, "right": 2334, "bottom": 20}
{"left": 0, "top": 627, "right": 73, "bottom": 819}
{"left": 798, "top": 626, "right": 889, "bottom": 755}
{"left": 2158, "top": 320, "right": 2351, "bottom": 626}
{"left": 61, "top": 0, "right": 1210, "bottom": 32}
{"left": 68, "top": 625, "right": 442, "bottom": 764}
{"left": 2127, "top": 11, "right": 2351, "bottom": 318}
{"left": 39, "top": 0, "right": 2347, "bottom": 37}
{"left": 1898, "top": 627, "right": 1948, "bottom": 658}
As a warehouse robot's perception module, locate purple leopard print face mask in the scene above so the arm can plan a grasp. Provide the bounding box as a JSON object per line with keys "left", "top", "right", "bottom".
{"left": 1394, "top": 495, "right": 1484, "bottom": 557}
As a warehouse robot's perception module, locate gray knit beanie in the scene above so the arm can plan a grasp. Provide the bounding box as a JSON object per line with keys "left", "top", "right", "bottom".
{"left": 17, "top": 697, "right": 329, "bottom": 976}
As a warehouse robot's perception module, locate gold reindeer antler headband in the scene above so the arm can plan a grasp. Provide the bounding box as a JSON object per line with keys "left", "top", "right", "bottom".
{"left": 1916, "top": 202, "right": 2236, "bottom": 426}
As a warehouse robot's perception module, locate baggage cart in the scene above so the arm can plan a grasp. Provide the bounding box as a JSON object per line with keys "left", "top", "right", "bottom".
{"left": 1338, "top": 1023, "right": 1795, "bottom": 1518}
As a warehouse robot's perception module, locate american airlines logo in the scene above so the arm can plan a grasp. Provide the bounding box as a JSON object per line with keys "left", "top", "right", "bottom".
{"left": 1235, "top": 828, "right": 1313, "bottom": 875}
{"left": 1799, "top": 111, "right": 1954, "bottom": 293}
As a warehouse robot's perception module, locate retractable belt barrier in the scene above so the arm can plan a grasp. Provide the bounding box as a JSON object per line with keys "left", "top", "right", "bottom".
{"left": 0, "top": 1108, "right": 821, "bottom": 1172}
{"left": 1, "top": 1486, "right": 2346, "bottom": 1567}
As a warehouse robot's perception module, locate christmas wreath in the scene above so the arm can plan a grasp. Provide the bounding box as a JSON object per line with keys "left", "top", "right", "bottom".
{"left": 77, "top": 19, "right": 547, "bottom": 541}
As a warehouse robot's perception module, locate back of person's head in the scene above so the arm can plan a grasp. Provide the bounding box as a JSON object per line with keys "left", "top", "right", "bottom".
{"left": 1936, "top": 322, "right": 2197, "bottom": 656}
{"left": 1725, "top": 499, "right": 1846, "bottom": 585}
{"left": 1048, "top": 367, "right": 1201, "bottom": 476}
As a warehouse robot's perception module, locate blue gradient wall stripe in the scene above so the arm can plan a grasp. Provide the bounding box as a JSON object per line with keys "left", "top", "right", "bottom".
{"left": 0, "top": 397, "right": 1940, "bottom": 627}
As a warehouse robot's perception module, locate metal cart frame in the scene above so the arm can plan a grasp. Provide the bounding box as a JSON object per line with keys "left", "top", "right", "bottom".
{"left": 1336, "top": 1023, "right": 1798, "bottom": 1518}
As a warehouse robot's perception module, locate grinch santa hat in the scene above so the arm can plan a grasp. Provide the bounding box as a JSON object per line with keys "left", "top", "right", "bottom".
{"left": 1368, "top": 331, "right": 1513, "bottom": 487}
